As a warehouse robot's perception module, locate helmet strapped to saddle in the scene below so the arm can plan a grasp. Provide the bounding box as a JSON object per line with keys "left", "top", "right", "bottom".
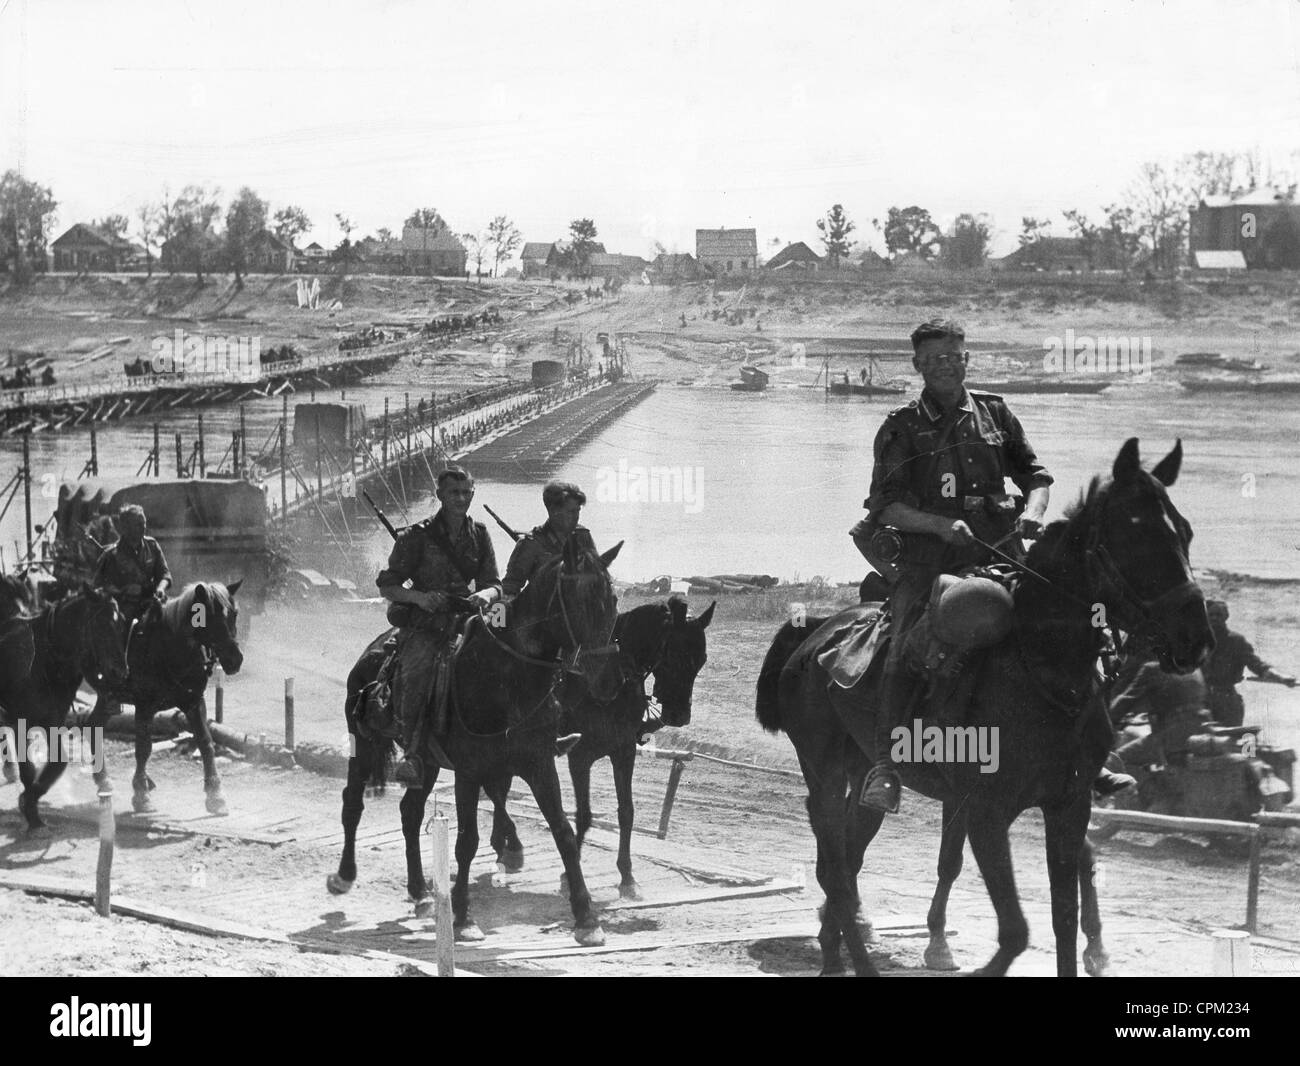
{"left": 929, "top": 574, "right": 1015, "bottom": 650}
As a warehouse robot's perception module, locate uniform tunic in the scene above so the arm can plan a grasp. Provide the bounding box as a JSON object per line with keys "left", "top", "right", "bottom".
{"left": 502, "top": 522, "right": 597, "bottom": 597}
{"left": 1203, "top": 626, "right": 1279, "bottom": 728}
{"left": 93, "top": 536, "right": 171, "bottom": 620}
{"left": 376, "top": 510, "right": 501, "bottom": 726}
{"left": 865, "top": 387, "right": 1053, "bottom": 665}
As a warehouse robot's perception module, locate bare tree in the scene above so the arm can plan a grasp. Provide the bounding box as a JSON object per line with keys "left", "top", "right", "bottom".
{"left": 135, "top": 202, "right": 160, "bottom": 277}
{"left": 1127, "top": 163, "right": 1190, "bottom": 273}
{"left": 273, "top": 205, "right": 311, "bottom": 246}
{"left": 487, "top": 215, "right": 522, "bottom": 277}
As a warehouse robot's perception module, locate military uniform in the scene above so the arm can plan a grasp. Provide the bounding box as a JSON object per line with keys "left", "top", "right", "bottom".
{"left": 1204, "top": 627, "right": 1289, "bottom": 728}
{"left": 1111, "top": 662, "right": 1208, "bottom": 766}
{"left": 502, "top": 522, "right": 597, "bottom": 597}
{"left": 376, "top": 511, "right": 501, "bottom": 755}
{"left": 865, "top": 387, "right": 1052, "bottom": 649}
{"left": 93, "top": 535, "right": 171, "bottom": 622}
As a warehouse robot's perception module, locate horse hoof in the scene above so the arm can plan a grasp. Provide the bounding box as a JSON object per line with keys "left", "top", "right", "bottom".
{"left": 618, "top": 880, "right": 643, "bottom": 902}
{"left": 1084, "top": 949, "right": 1111, "bottom": 978}
{"left": 205, "top": 793, "right": 228, "bottom": 816}
{"left": 858, "top": 920, "right": 882, "bottom": 947}
{"left": 923, "top": 944, "right": 959, "bottom": 971}
{"left": 132, "top": 793, "right": 155, "bottom": 814}
{"left": 499, "top": 847, "right": 525, "bottom": 874}
{"left": 573, "top": 923, "right": 605, "bottom": 948}
{"left": 455, "top": 922, "right": 485, "bottom": 943}
{"left": 413, "top": 898, "right": 434, "bottom": 919}
{"left": 818, "top": 965, "right": 846, "bottom": 977}
{"left": 558, "top": 873, "right": 570, "bottom": 899}
{"left": 325, "top": 873, "right": 354, "bottom": 896}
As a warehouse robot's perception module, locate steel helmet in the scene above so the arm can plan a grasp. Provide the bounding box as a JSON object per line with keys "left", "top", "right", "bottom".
{"left": 933, "top": 575, "right": 1015, "bottom": 648}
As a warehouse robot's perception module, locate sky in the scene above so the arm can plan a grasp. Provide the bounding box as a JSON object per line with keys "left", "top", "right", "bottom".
{"left": 1, "top": 0, "right": 1298, "bottom": 259}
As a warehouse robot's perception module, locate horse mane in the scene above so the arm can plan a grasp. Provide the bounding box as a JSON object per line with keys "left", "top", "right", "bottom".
{"left": 1025, "top": 475, "right": 1104, "bottom": 571}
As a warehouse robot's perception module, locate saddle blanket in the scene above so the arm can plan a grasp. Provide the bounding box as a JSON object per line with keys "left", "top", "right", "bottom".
{"left": 814, "top": 604, "right": 887, "bottom": 690}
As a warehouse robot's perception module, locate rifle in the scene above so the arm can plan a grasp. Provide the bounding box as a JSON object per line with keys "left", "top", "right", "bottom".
{"left": 483, "top": 504, "right": 521, "bottom": 543}
{"left": 361, "top": 489, "right": 398, "bottom": 541}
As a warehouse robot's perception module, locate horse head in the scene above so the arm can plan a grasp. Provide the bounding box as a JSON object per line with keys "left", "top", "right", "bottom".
{"left": 188, "top": 580, "right": 244, "bottom": 675}
{"left": 649, "top": 596, "right": 714, "bottom": 726}
{"left": 1079, "top": 438, "right": 1212, "bottom": 674}
{"left": 75, "top": 582, "right": 129, "bottom": 689}
{"left": 518, "top": 539, "right": 622, "bottom": 700}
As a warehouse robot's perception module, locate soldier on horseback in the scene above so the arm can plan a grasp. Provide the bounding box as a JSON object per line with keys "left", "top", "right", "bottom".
{"left": 502, "top": 480, "right": 598, "bottom": 754}
{"left": 854, "top": 319, "right": 1131, "bottom": 811}
{"left": 379, "top": 466, "right": 501, "bottom": 787}
{"left": 93, "top": 504, "right": 170, "bottom": 643}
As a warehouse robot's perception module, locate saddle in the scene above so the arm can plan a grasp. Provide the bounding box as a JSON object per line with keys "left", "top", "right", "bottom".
{"left": 821, "top": 569, "right": 1017, "bottom": 722}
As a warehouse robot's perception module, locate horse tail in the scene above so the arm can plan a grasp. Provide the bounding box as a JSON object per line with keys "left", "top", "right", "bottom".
{"left": 756, "top": 621, "right": 805, "bottom": 733}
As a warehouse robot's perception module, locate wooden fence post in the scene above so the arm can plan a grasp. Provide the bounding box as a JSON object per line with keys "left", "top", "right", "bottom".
{"left": 431, "top": 814, "right": 454, "bottom": 976}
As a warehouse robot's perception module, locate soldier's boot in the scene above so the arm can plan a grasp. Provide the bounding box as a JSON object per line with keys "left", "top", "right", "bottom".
{"left": 859, "top": 666, "right": 914, "bottom": 814}
{"left": 1093, "top": 769, "right": 1136, "bottom": 796}
{"left": 393, "top": 703, "right": 425, "bottom": 789}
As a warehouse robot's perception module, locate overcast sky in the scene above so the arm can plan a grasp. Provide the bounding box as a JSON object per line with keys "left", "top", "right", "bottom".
{"left": 2, "top": 0, "right": 1298, "bottom": 258}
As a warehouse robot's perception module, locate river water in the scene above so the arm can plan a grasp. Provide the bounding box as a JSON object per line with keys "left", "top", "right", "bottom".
{"left": 2, "top": 377, "right": 1298, "bottom": 584}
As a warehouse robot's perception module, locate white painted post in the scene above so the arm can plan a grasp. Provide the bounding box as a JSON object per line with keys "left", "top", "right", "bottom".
{"left": 95, "top": 788, "right": 114, "bottom": 917}
{"left": 1212, "top": 930, "right": 1252, "bottom": 976}
{"left": 431, "top": 814, "right": 454, "bottom": 976}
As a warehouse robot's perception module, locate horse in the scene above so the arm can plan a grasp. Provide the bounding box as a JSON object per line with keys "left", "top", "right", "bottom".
{"left": 487, "top": 596, "right": 716, "bottom": 901}
{"left": 756, "top": 439, "right": 1213, "bottom": 976}
{"left": 328, "top": 539, "right": 624, "bottom": 946}
{"left": 86, "top": 581, "right": 244, "bottom": 817}
{"left": 0, "top": 586, "right": 129, "bottom": 833}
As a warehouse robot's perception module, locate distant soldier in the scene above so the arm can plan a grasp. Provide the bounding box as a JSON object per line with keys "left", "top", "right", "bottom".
{"left": 1109, "top": 662, "right": 1209, "bottom": 769}
{"left": 1203, "top": 599, "right": 1296, "bottom": 727}
{"left": 93, "top": 505, "right": 171, "bottom": 635}
{"left": 377, "top": 466, "right": 501, "bottom": 786}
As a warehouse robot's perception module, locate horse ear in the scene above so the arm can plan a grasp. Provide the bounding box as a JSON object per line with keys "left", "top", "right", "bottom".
{"left": 696, "top": 600, "right": 717, "bottom": 629}
{"left": 227, "top": 579, "right": 243, "bottom": 597}
{"left": 1150, "top": 439, "right": 1182, "bottom": 487}
{"left": 1112, "top": 438, "right": 1141, "bottom": 482}
{"left": 598, "top": 540, "right": 623, "bottom": 569}
{"left": 194, "top": 583, "right": 210, "bottom": 606}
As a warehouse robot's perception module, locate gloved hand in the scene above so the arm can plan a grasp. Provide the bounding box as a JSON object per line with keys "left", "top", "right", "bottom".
{"left": 468, "top": 588, "right": 498, "bottom": 610}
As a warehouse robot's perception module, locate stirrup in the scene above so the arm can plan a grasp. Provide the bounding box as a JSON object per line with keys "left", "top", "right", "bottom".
{"left": 859, "top": 765, "right": 901, "bottom": 813}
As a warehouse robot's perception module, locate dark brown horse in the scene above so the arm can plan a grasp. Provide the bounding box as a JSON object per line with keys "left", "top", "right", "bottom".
{"left": 0, "top": 586, "right": 128, "bottom": 833}
{"left": 491, "top": 596, "right": 716, "bottom": 900}
{"left": 328, "top": 540, "right": 623, "bottom": 946}
{"left": 87, "top": 581, "right": 244, "bottom": 816}
{"left": 757, "top": 439, "right": 1213, "bottom": 976}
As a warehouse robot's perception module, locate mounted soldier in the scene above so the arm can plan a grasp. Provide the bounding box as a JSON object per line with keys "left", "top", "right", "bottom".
{"left": 1203, "top": 599, "right": 1296, "bottom": 727}
{"left": 852, "top": 318, "right": 1132, "bottom": 811}
{"left": 93, "top": 504, "right": 171, "bottom": 643}
{"left": 502, "top": 480, "right": 599, "bottom": 754}
{"left": 378, "top": 466, "right": 501, "bottom": 786}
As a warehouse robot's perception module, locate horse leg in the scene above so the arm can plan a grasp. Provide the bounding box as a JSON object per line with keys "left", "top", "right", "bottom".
{"left": 1044, "top": 799, "right": 1088, "bottom": 978}
{"left": 844, "top": 758, "right": 884, "bottom": 947}
{"left": 804, "top": 743, "right": 877, "bottom": 977}
{"left": 131, "top": 705, "right": 158, "bottom": 813}
{"left": 924, "top": 801, "right": 967, "bottom": 971}
{"left": 1078, "top": 837, "right": 1111, "bottom": 977}
{"left": 400, "top": 772, "right": 435, "bottom": 916}
{"left": 559, "top": 755, "right": 593, "bottom": 899}
{"left": 611, "top": 743, "right": 642, "bottom": 901}
{"left": 451, "top": 770, "right": 485, "bottom": 941}
{"left": 518, "top": 755, "right": 604, "bottom": 947}
{"left": 965, "top": 810, "right": 1029, "bottom": 977}
{"left": 485, "top": 774, "right": 524, "bottom": 872}
{"left": 182, "top": 696, "right": 226, "bottom": 816}
{"left": 327, "top": 732, "right": 372, "bottom": 894}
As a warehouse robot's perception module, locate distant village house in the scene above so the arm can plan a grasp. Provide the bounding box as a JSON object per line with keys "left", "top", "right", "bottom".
{"left": 401, "top": 225, "right": 468, "bottom": 276}
{"left": 765, "top": 241, "right": 821, "bottom": 272}
{"left": 51, "top": 223, "right": 141, "bottom": 272}
{"left": 1189, "top": 188, "right": 1300, "bottom": 270}
{"left": 696, "top": 228, "right": 758, "bottom": 275}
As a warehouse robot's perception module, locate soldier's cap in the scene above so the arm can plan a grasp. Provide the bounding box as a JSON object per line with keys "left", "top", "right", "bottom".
{"left": 117, "top": 504, "right": 146, "bottom": 524}
{"left": 543, "top": 480, "right": 586, "bottom": 509}
{"left": 910, "top": 318, "right": 965, "bottom": 353}
{"left": 1207, "top": 599, "right": 1229, "bottom": 618}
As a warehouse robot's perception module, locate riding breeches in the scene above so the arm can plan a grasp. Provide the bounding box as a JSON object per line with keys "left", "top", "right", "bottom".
{"left": 393, "top": 629, "right": 441, "bottom": 740}
{"left": 1115, "top": 708, "right": 1211, "bottom": 767}
{"left": 1208, "top": 686, "right": 1245, "bottom": 729}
